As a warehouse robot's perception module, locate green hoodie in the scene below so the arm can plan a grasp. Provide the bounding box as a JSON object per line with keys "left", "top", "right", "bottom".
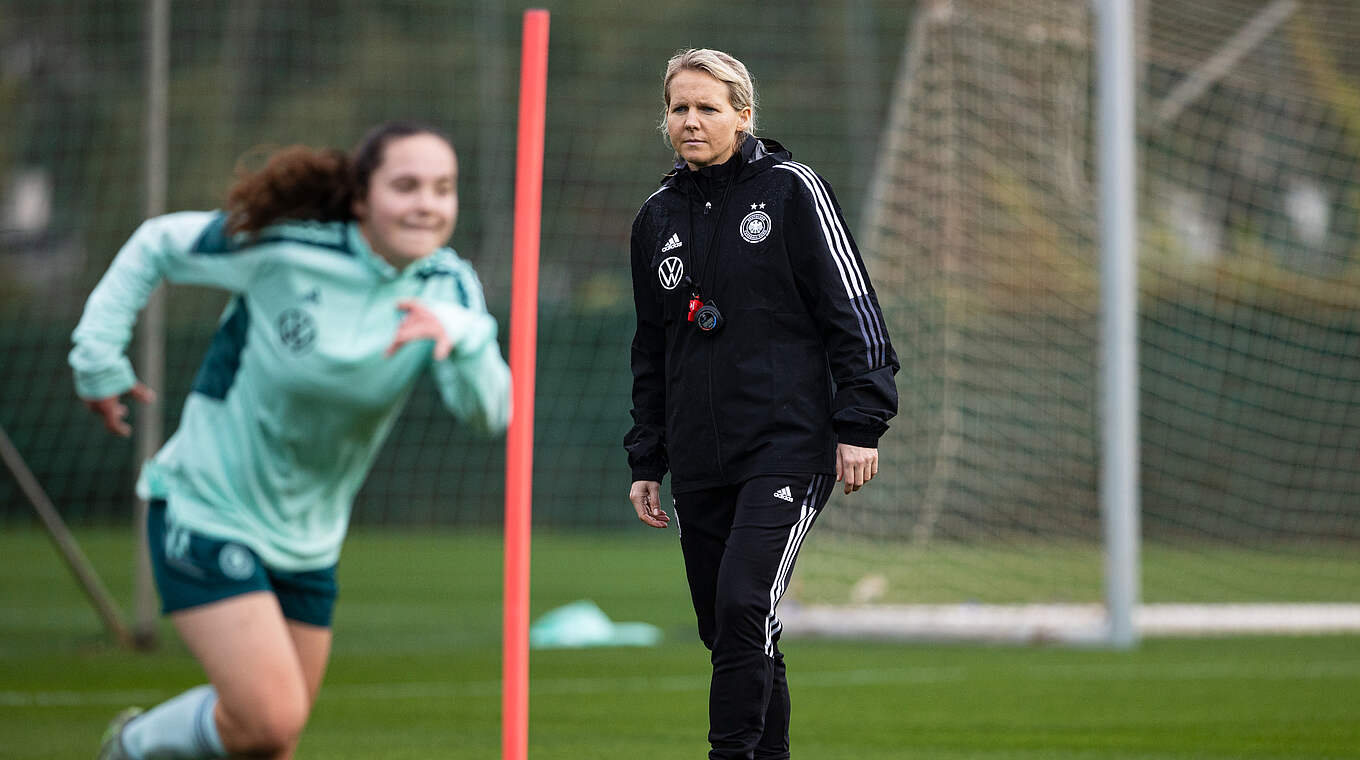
{"left": 70, "top": 211, "right": 510, "bottom": 570}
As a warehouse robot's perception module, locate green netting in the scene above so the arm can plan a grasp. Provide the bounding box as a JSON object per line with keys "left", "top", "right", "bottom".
{"left": 804, "top": 0, "right": 1360, "bottom": 609}
{"left": 5, "top": 1, "right": 1356, "bottom": 616}
{"left": 0, "top": 0, "right": 913, "bottom": 528}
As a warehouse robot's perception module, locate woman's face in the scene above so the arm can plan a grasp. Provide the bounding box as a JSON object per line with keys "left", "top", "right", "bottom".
{"left": 666, "top": 69, "right": 751, "bottom": 171}
{"left": 354, "top": 133, "right": 458, "bottom": 267}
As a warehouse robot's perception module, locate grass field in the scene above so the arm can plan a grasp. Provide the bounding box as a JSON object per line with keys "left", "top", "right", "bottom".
{"left": 2, "top": 527, "right": 1358, "bottom": 759}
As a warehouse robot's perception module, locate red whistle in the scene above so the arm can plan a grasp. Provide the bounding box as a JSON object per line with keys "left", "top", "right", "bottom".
{"left": 687, "top": 298, "right": 702, "bottom": 322}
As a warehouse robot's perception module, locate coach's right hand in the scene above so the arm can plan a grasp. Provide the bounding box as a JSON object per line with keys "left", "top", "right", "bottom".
{"left": 630, "top": 480, "right": 668, "bottom": 528}
{"left": 85, "top": 382, "right": 156, "bottom": 437}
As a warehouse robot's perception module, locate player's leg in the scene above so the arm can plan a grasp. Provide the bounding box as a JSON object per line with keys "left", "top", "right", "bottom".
{"left": 187, "top": 556, "right": 339, "bottom": 759}
{"left": 274, "top": 564, "right": 339, "bottom": 707}
{"left": 172, "top": 592, "right": 313, "bottom": 758}
{"left": 708, "top": 474, "right": 832, "bottom": 760}
{"left": 103, "top": 593, "right": 306, "bottom": 760}
{"left": 98, "top": 501, "right": 317, "bottom": 760}
{"left": 100, "top": 625, "right": 329, "bottom": 760}
{"left": 286, "top": 621, "right": 333, "bottom": 704}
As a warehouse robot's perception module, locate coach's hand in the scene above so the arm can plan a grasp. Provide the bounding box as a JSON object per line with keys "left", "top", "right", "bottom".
{"left": 630, "top": 480, "right": 668, "bottom": 528}
{"left": 85, "top": 382, "right": 157, "bottom": 438}
{"left": 836, "top": 443, "right": 878, "bottom": 494}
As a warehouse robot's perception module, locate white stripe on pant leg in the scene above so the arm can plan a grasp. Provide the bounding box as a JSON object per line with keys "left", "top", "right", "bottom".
{"left": 764, "top": 476, "right": 827, "bottom": 653}
{"left": 764, "top": 476, "right": 825, "bottom": 656}
{"left": 776, "top": 476, "right": 825, "bottom": 600}
{"left": 767, "top": 476, "right": 827, "bottom": 640}
{"left": 765, "top": 506, "right": 811, "bottom": 657}
{"left": 773, "top": 479, "right": 821, "bottom": 601}
{"left": 764, "top": 498, "right": 820, "bottom": 654}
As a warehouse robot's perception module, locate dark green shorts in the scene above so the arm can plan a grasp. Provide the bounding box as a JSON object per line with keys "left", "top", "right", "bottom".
{"left": 147, "top": 500, "right": 338, "bottom": 627}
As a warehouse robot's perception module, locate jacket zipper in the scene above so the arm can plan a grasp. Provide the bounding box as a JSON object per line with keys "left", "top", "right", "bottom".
{"left": 687, "top": 172, "right": 732, "bottom": 481}
{"left": 699, "top": 193, "right": 724, "bottom": 480}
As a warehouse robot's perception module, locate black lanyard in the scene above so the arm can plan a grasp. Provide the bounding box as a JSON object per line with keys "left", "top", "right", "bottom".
{"left": 683, "top": 172, "right": 733, "bottom": 301}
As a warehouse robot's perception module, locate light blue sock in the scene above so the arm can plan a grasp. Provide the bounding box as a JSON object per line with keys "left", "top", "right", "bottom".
{"left": 120, "top": 684, "right": 227, "bottom": 759}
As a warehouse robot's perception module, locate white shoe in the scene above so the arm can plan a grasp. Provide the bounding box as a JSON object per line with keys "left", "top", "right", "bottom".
{"left": 96, "top": 707, "right": 143, "bottom": 760}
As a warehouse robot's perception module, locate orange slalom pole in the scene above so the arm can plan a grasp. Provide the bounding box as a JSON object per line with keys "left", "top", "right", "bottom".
{"left": 504, "top": 9, "right": 548, "bottom": 760}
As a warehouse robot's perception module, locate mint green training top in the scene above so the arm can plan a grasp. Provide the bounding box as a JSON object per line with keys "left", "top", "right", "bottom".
{"left": 70, "top": 211, "right": 511, "bottom": 571}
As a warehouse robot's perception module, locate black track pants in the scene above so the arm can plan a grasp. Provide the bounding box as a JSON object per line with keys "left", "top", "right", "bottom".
{"left": 673, "top": 473, "right": 833, "bottom": 760}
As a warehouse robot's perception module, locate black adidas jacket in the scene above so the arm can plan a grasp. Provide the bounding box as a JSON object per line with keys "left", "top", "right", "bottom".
{"left": 625, "top": 137, "right": 899, "bottom": 493}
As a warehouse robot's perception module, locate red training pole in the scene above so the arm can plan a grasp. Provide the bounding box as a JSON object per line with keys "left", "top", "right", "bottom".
{"left": 504, "top": 9, "right": 548, "bottom": 760}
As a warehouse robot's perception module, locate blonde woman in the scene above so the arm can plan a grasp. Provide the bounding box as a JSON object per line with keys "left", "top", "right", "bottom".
{"left": 625, "top": 50, "right": 899, "bottom": 759}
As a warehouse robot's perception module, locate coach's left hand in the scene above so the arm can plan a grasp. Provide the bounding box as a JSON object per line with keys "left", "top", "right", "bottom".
{"left": 836, "top": 443, "right": 878, "bottom": 494}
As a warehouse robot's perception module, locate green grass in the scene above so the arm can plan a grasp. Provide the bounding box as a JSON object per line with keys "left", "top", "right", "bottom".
{"left": 2, "top": 528, "right": 1359, "bottom": 759}
{"left": 796, "top": 537, "right": 1360, "bottom": 604}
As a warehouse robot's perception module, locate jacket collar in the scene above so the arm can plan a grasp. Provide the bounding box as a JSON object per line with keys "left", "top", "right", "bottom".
{"left": 347, "top": 221, "right": 446, "bottom": 280}
{"left": 663, "top": 136, "right": 791, "bottom": 188}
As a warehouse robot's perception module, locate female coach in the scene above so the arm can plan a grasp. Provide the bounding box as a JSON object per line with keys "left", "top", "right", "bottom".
{"left": 77, "top": 122, "right": 510, "bottom": 760}
{"left": 625, "top": 49, "right": 899, "bottom": 760}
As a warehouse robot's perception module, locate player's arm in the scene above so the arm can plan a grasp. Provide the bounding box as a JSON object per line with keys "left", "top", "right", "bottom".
{"left": 69, "top": 212, "right": 265, "bottom": 433}
{"left": 407, "top": 263, "right": 511, "bottom": 435}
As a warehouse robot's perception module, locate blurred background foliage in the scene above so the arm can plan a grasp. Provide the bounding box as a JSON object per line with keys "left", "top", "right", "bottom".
{"left": 3, "top": 0, "right": 1359, "bottom": 552}
{"left": 0, "top": 0, "right": 914, "bottom": 526}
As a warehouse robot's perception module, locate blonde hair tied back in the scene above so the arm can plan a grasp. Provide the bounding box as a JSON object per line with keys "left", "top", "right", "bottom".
{"left": 659, "top": 48, "right": 758, "bottom": 149}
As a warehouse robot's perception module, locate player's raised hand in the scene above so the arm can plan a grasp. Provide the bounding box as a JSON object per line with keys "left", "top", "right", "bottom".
{"left": 386, "top": 299, "right": 452, "bottom": 361}
{"left": 85, "top": 382, "right": 156, "bottom": 437}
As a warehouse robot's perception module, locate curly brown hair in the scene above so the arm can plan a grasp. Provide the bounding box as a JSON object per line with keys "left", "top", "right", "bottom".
{"left": 223, "top": 122, "right": 452, "bottom": 236}
{"left": 224, "top": 146, "right": 352, "bottom": 235}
